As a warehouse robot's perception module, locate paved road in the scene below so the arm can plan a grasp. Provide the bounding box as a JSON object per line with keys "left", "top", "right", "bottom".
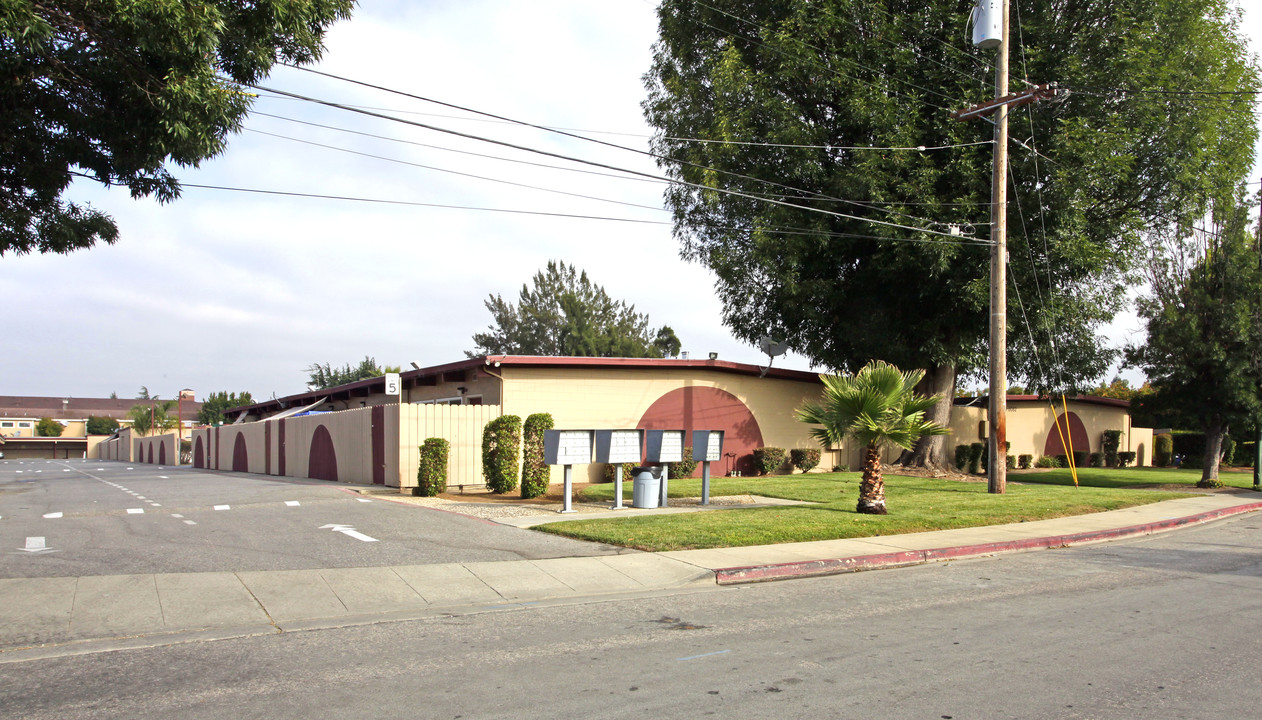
{"left": 2, "top": 515, "right": 1259, "bottom": 719}
{"left": 0, "top": 459, "right": 628, "bottom": 577}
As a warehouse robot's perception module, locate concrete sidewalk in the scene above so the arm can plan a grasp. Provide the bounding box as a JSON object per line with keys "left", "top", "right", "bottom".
{"left": 2, "top": 491, "right": 1259, "bottom": 662}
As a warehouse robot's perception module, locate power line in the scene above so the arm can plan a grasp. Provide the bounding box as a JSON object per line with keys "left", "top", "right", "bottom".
{"left": 243, "top": 81, "right": 976, "bottom": 241}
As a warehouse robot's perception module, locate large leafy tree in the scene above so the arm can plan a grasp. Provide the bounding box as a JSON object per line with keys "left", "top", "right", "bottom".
{"left": 35, "top": 417, "right": 64, "bottom": 437}
{"left": 197, "top": 391, "right": 255, "bottom": 426}
{"left": 643, "top": 0, "right": 1258, "bottom": 469}
{"left": 469, "top": 261, "right": 682, "bottom": 358}
{"left": 1, "top": 0, "right": 354, "bottom": 256}
{"left": 796, "top": 360, "right": 947, "bottom": 514}
{"left": 1126, "top": 204, "right": 1262, "bottom": 487}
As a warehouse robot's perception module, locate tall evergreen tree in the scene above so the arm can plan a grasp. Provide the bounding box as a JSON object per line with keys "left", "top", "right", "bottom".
{"left": 469, "top": 261, "right": 681, "bottom": 358}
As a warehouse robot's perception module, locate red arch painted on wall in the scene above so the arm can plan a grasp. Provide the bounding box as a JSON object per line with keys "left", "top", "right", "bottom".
{"left": 232, "top": 434, "right": 249, "bottom": 472}
{"left": 146, "top": 444, "right": 153, "bottom": 464}
{"left": 194, "top": 437, "right": 205, "bottom": 468}
{"left": 1045, "top": 412, "right": 1091, "bottom": 456}
{"left": 158, "top": 443, "right": 166, "bottom": 465}
{"left": 308, "top": 425, "right": 338, "bottom": 482}
{"left": 637, "top": 386, "right": 764, "bottom": 476}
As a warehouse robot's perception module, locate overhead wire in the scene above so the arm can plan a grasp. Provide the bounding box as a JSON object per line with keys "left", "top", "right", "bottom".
{"left": 242, "top": 80, "right": 975, "bottom": 241}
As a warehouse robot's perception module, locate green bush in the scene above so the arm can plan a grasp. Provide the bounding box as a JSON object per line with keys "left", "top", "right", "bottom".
{"left": 832, "top": 464, "right": 850, "bottom": 472}
{"left": 86, "top": 416, "right": 120, "bottom": 435}
{"left": 602, "top": 462, "right": 638, "bottom": 482}
{"left": 1238, "top": 441, "right": 1256, "bottom": 468}
{"left": 481, "top": 415, "right": 522, "bottom": 494}
{"left": 1101, "top": 429, "right": 1122, "bottom": 467}
{"left": 1089, "top": 452, "right": 1104, "bottom": 468}
{"left": 1018, "top": 454, "right": 1032, "bottom": 469}
{"left": 415, "top": 438, "right": 450, "bottom": 496}
{"left": 519, "top": 413, "right": 554, "bottom": 499}
{"left": 668, "top": 446, "right": 699, "bottom": 479}
{"left": 968, "top": 442, "right": 984, "bottom": 474}
{"left": 1154, "top": 433, "right": 1173, "bottom": 466}
{"left": 1117, "top": 451, "right": 1136, "bottom": 468}
{"left": 954, "top": 445, "right": 970, "bottom": 471}
{"left": 1072, "top": 450, "right": 1089, "bottom": 469}
{"left": 1035, "top": 455, "right": 1061, "bottom": 468}
{"left": 790, "top": 448, "right": 822, "bottom": 473}
{"left": 1005, "top": 454, "right": 1016, "bottom": 470}
{"left": 753, "top": 446, "right": 787, "bottom": 475}
{"left": 36, "top": 417, "right": 64, "bottom": 437}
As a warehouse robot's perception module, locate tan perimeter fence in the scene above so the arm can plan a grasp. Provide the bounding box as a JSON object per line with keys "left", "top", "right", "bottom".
{"left": 190, "top": 403, "right": 501, "bottom": 490}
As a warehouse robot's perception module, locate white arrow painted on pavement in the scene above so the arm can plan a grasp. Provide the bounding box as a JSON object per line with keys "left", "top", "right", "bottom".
{"left": 20, "top": 537, "right": 53, "bottom": 553}
{"left": 319, "top": 524, "right": 378, "bottom": 542}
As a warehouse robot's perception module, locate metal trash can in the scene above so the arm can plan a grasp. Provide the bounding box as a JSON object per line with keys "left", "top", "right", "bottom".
{"left": 631, "top": 466, "right": 662, "bottom": 509}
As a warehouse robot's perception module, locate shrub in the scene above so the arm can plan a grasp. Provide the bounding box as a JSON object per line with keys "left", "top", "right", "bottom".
{"left": 603, "top": 462, "right": 637, "bottom": 482}
{"left": 481, "top": 415, "right": 521, "bottom": 493}
{"left": 1035, "top": 455, "right": 1061, "bottom": 468}
{"left": 968, "top": 442, "right": 984, "bottom": 474}
{"left": 520, "top": 413, "right": 554, "bottom": 499}
{"left": 790, "top": 448, "right": 822, "bottom": 473}
{"left": 954, "top": 444, "right": 970, "bottom": 471}
{"left": 1154, "top": 433, "right": 1173, "bottom": 466}
{"left": 415, "top": 438, "right": 450, "bottom": 496}
{"left": 753, "top": 446, "right": 787, "bottom": 475}
{"left": 1005, "top": 454, "right": 1016, "bottom": 470}
{"left": 86, "top": 416, "right": 120, "bottom": 435}
{"left": 671, "top": 447, "right": 699, "bottom": 479}
{"left": 1089, "top": 452, "right": 1103, "bottom": 468}
{"left": 1180, "top": 454, "right": 1202, "bottom": 470}
{"left": 1118, "top": 451, "right": 1136, "bottom": 468}
{"left": 1018, "top": 454, "right": 1032, "bottom": 469}
{"left": 1238, "top": 441, "right": 1256, "bottom": 468}
{"left": 1072, "top": 450, "right": 1089, "bottom": 469}
{"left": 1101, "top": 429, "right": 1122, "bottom": 467}
{"left": 36, "top": 417, "right": 64, "bottom": 437}
{"left": 832, "top": 464, "right": 850, "bottom": 473}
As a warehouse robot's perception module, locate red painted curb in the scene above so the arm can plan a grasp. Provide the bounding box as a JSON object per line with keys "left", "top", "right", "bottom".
{"left": 712, "top": 501, "right": 1262, "bottom": 585}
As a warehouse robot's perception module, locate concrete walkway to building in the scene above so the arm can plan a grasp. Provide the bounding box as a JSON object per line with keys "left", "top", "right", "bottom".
{"left": 2, "top": 491, "right": 1259, "bottom": 663}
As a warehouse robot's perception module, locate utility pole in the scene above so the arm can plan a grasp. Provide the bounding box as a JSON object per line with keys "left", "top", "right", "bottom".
{"left": 1255, "top": 183, "right": 1261, "bottom": 492}
{"left": 987, "top": 0, "right": 1011, "bottom": 495}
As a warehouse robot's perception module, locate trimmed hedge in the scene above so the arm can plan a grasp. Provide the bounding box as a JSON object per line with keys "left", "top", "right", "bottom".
{"left": 1089, "top": 452, "right": 1104, "bottom": 468}
{"left": 1101, "top": 429, "right": 1122, "bottom": 468}
{"left": 1154, "top": 433, "right": 1173, "bottom": 466}
{"left": 790, "top": 448, "right": 822, "bottom": 473}
{"left": 520, "top": 413, "right": 554, "bottom": 499}
{"left": 968, "top": 442, "right": 984, "bottom": 474}
{"left": 1118, "top": 451, "right": 1136, "bottom": 468}
{"left": 1035, "top": 455, "right": 1061, "bottom": 468}
{"left": 954, "top": 445, "right": 970, "bottom": 471}
{"left": 753, "top": 446, "right": 787, "bottom": 475}
{"left": 482, "top": 415, "right": 522, "bottom": 494}
{"left": 1018, "top": 454, "right": 1032, "bottom": 469}
{"left": 416, "top": 438, "right": 450, "bottom": 496}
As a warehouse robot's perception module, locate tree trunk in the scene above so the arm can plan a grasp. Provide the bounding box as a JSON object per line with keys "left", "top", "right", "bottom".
{"left": 857, "top": 442, "right": 888, "bottom": 514}
{"left": 1199, "top": 416, "right": 1226, "bottom": 488}
{"left": 897, "top": 363, "right": 957, "bottom": 469}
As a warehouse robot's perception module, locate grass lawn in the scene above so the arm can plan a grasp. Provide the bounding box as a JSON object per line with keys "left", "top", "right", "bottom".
{"left": 1013, "top": 466, "right": 1260, "bottom": 490}
{"left": 533, "top": 472, "right": 1194, "bottom": 552}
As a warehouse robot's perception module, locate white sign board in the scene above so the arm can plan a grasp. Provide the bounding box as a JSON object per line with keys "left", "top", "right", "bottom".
{"left": 553, "top": 430, "right": 593, "bottom": 465}
{"left": 384, "top": 373, "right": 401, "bottom": 396}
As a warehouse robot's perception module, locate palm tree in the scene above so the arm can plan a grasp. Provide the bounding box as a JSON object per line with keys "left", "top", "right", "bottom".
{"left": 797, "top": 360, "right": 948, "bottom": 514}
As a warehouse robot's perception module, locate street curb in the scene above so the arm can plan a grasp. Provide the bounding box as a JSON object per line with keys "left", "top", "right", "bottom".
{"left": 712, "top": 500, "right": 1262, "bottom": 585}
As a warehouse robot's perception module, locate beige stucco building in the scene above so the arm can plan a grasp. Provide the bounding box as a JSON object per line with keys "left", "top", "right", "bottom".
{"left": 209, "top": 356, "right": 1152, "bottom": 491}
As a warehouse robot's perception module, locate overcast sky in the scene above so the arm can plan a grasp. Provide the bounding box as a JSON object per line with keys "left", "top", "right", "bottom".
{"left": 4, "top": 1, "right": 1262, "bottom": 402}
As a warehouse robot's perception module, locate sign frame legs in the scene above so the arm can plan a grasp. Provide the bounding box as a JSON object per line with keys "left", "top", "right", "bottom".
{"left": 613, "top": 465, "right": 625, "bottom": 510}
{"left": 561, "top": 464, "right": 576, "bottom": 513}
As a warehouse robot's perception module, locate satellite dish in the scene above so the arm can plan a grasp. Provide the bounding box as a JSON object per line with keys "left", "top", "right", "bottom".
{"left": 758, "top": 336, "right": 789, "bottom": 358}
{"left": 757, "top": 336, "right": 789, "bottom": 377}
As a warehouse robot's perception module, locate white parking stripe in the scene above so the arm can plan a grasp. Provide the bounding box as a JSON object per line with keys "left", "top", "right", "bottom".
{"left": 127, "top": 508, "right": 144, "bottom": 514}
{"left": 183, "top": 520, "right": 197, "bottom": 525}
{"left": 285, "top": 501, "right": 301, "bottom": 507}
{"left": 42, "top": 512, "right": 63, "bottom": 519}
{"left": 213, "top": 505, "right": 230, "bottom": 511}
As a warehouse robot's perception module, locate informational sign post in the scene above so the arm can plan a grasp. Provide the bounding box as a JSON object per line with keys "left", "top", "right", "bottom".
{"left": 544, "top": 430, "right": 594, "bottom": 513}
{"left": 595, "top": 430, "right": 644, "bottom": 510}
{"left": 691, "top": 430, "right": 725, "bottom": 505}
{"left": 645, "top": 430, "right": 685, "bottom": 508}
{"left": 384, "top": 373, "right": 401, "bottom": 396}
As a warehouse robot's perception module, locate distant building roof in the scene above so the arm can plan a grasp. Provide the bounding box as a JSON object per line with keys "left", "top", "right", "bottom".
{"left": 0, "top": 396, "right": 203, "bottom": 421}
